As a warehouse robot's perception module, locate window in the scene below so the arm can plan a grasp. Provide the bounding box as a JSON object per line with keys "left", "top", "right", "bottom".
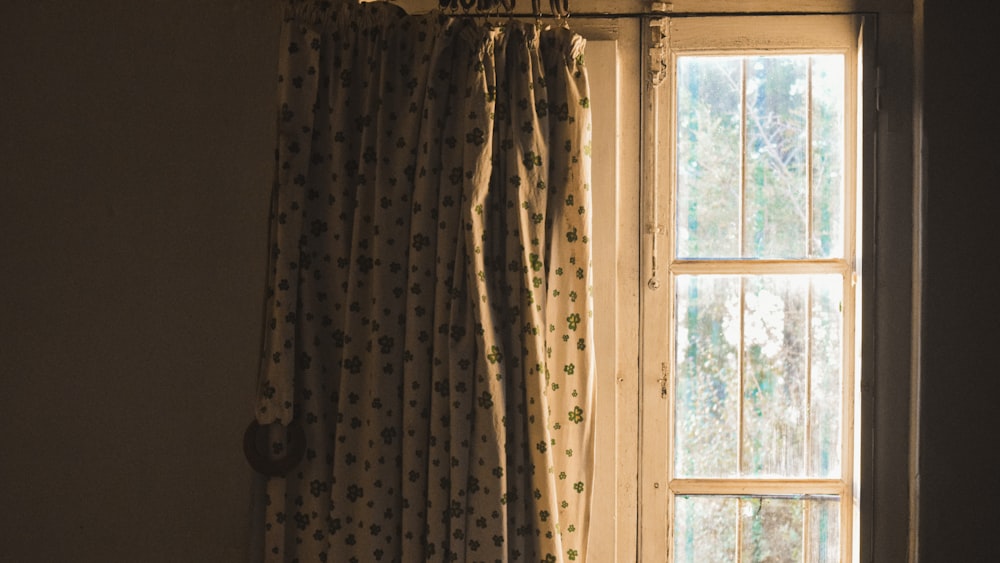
{"left": 637, "top": 15, "right": 871, "bottom": 562}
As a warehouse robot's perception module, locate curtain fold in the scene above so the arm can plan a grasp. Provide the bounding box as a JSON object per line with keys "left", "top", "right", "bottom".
{"left": 255, "top": 3, "right": 593, "bottom": 561}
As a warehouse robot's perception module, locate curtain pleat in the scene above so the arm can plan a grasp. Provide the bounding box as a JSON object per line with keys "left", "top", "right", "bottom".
{"left": 256, "top": 3, "right": 593, "bottom": 561}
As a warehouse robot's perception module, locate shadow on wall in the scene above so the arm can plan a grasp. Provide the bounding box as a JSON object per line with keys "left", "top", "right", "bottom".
{"left": 0, "top": 1, "right": 280, "bottom": 561}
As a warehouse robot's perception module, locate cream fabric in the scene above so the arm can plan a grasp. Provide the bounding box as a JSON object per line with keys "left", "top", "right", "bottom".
{"left": 255, "top": 3, "right": 594, "bottom": 561}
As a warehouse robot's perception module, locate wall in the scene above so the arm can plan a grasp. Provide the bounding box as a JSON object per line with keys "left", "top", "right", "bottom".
{"left": 0, "top": 1, "right": 278, "bottom": 561}
{"left": 919, "top": 1, "right": 1000, "bottom": 561}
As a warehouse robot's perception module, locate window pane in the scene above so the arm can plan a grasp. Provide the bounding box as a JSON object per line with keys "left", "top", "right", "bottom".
{"left": 676, "top": 57, "right": 742, "bottom": 258}
{"left": 675, "top": 496, "right": 840, "bottom": 563}
{"left": 742, "top": 276, "right": 808, "bottom": 477}
{"left": 741, "top": 496, "right": 803, "bottom": 562}
{"left": 675, "top": 275, "right": 741, "bottom": 478}
{"left": 809, "top": 276, "right": 843, "bottom": 477}
{"left": 807, "top": 496, "right": 841, "bottom": 563}
{"left": 675, "top": 275, "right": 843, "bottom": 478}
{"left": 740, "top": 496, "right": 841, "bottom": 563}
{"left": 745, "top": 56, "right": 809, "bottom": 258}
{"left": 675, "top": 55, "right": 845, "bottom": 260}
{"left": 674, "top": 496, "right": 738, "bottom": 563}
{"left": 810, "top": 56, "right": 845, "bottom": 258}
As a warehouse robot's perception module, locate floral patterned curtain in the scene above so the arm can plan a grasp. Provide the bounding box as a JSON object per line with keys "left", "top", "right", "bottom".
{"left": 253, "top": 2, "right": 593, "bottom": 561}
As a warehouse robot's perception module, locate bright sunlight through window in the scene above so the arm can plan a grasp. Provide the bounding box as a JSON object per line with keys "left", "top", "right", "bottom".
{"left": 639, "top": 15, "right": 867, "bottom": 563}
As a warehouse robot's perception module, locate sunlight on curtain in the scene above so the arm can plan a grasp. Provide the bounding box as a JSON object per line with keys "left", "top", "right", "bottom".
{"left": 253, "top": 2, "right": 594, "bottom": 561}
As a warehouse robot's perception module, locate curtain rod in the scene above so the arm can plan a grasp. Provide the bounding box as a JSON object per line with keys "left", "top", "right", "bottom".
{"left": 430, "top": 11, "right": 652, "bottom": 17}
{"left": 422, "top": 11, "right": 869, "bottom": 18}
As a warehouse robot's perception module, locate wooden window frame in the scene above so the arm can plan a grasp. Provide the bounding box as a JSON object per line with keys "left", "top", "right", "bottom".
{"left": 638, "top": 15, "right": 873, "bottom": 562}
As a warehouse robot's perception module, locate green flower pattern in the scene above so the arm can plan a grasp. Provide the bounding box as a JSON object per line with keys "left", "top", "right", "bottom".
{"left": 255, "top": 2, "right": 594, "bottom": 562}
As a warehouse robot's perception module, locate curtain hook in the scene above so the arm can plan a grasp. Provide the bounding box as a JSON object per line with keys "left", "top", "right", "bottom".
{"left": 490, "top": 0, "right": 504, "bottom": 24}
{"left": 549, "top": 0, "right": 569, "bottom": 20}
{"left": 479, "top": 0, "right": 499, "bottom": 25}
{"left": 532, "top": 0, "right": 543, "bottom": 29}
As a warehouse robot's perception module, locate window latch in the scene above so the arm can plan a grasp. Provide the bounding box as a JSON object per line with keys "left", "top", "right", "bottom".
{"left": 658, "top": 362, "right": 669, "bottom": 398}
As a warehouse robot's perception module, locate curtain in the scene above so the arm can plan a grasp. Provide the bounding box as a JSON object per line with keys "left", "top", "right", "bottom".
{"left": 254, "top": 2, "right": 594, "bottom": 561}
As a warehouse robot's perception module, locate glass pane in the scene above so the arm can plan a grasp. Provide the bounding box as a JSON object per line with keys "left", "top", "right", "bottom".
{"left": 675, "top": 276, "right": 741, "bottom": 478}
{"left": 674, "top": 496, "right": 738, "bottom": 563}
{"left": 809, "top": 276, "right": 843, "bottom": 477}
{"left": 741, "top": 496, "right": 803, "bottom": 562}
{"left": 807, "top": 497, "right": 841, "bottom": 563}
{"left": 674, "top": 55, "right": 847, "bottom": 259}
{"left": 676, "top": 275, "right": 844, "bottom": 478}
{"left": 676, "top": 496, "right": 841, "bottom": 563}
{"left": 741, "top": 496, "right": 841, "bottom": 563}
{"left": 742, "top": 276, "right": 808, "bottom": 477}
{"left": 745, "top": 56, "right": 809, "bottom": 258}
{"left": 810, "top": 55, "right": 845, "bottom": 258}
{"left": 676, "top": 57, "right": 742, "bottom": 258}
